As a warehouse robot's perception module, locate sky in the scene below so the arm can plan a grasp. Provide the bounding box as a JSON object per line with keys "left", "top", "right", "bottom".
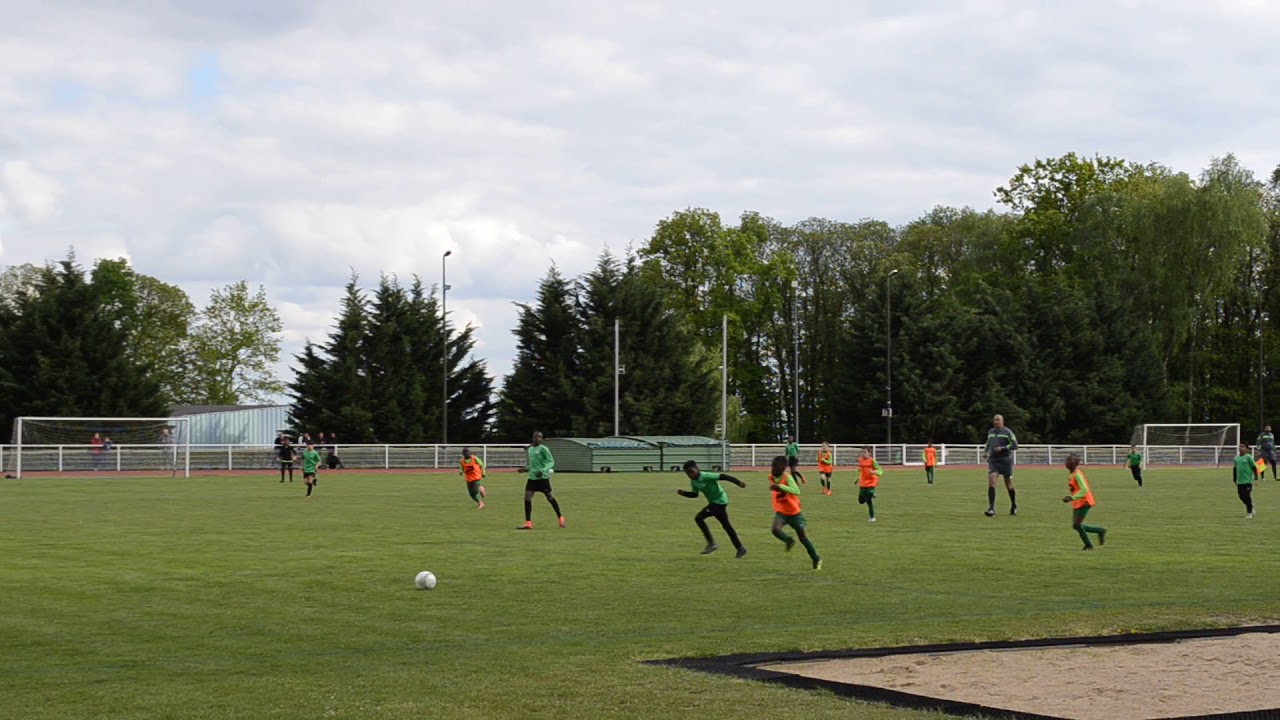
{"left": 2, "top": 0, "right": 1279, "bottom": 401}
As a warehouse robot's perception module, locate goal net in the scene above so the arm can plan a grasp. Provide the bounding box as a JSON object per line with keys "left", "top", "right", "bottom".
{"left": 1131, "top": 423, "right": 1240, "bottom": 468}
{"left": 9, "top": 417, "right": 191, "bottom": 478}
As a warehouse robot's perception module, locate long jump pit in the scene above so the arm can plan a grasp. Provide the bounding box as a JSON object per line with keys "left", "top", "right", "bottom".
{"left": 648, "top": 625, "right": 1280, "bottom": 720}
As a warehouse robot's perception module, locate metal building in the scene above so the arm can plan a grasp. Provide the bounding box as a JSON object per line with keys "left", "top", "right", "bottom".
{"left": 169, "top": 405, "right": 292, "bottom": 446}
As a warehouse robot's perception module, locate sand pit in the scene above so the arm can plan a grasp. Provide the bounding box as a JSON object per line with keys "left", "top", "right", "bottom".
{"left": 758, "top": 631, "right": 1280, "bottom": 720}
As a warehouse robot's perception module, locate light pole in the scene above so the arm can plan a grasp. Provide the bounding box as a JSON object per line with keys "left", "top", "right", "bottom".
{"left": 442, "top": 250, "right": 452, "bottom": 445}
{"left": 793, "top": 290, "right": 800, "bottom": 443}
{"left": 614, "top": 317, "right": 622, "bottom": 437}
{"left": 886, "top": 269, "right": 899, "bottom": 449}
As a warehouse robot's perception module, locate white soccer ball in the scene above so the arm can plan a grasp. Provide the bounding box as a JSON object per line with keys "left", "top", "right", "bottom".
{"left": 414, "top": 571, "right": 437, "bottom": 590}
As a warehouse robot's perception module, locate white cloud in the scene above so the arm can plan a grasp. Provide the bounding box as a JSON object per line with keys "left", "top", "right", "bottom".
{"left": 2, "top": 0, "right": 1280, "bottom": 403}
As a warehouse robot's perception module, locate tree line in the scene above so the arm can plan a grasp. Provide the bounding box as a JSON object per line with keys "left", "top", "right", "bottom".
{"left": 0, "top": 253, "right": 284, "bottom": 440}
{"left": 4, "top": 152, "right": 1278, "bottom": 445}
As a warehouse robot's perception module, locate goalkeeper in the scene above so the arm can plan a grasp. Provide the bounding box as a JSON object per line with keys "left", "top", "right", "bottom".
{"left": 1256, "top": 426, "right": 1277, "bottom": 481}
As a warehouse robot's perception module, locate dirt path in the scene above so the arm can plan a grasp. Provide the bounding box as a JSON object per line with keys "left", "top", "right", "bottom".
{"left": 759, "top": 631, "right": 1280, "bottom": 720}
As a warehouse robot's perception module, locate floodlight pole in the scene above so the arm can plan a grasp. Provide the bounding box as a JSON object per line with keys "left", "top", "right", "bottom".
{"left": 442, "top": 250, "right": 452, "bottom": 445}
{"left": 722, "top": 314, "right": 728, "bottom": 470}
{"left": 614, "top": 317, "right": 620, "bottom": 437}
{"left": 793, "top": 291, "right": 800, "bottom": 443}
{"left": 886, "top": 269, "right": 899, "bottom": 447}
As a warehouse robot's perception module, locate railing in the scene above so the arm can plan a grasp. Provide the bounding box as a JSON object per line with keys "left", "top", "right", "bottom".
{"left": 0, "top": 442, "right": 1234, "bottom": 474}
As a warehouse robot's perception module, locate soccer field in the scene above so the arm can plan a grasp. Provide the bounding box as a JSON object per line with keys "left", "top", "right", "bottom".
{"left": 2, "top": 465, "right": 1278, "bottom": 720}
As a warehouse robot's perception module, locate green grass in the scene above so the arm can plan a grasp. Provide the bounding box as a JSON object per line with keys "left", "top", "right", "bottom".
{"left": 1, "top": 465, "right": 1278, "bottom": 719}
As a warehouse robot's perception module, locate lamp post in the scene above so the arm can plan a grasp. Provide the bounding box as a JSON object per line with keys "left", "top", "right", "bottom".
{"left": 886, "top": 269, "right": 899, "bottom": 448}
{"left": 793, "top": 290, "right": 800, "bottom": 443}
{"left": 442, "top": 250, "right": 452, "bottom": 445}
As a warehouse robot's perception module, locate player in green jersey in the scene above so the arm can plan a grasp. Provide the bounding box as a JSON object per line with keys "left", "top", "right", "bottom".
{"left": 676, "top": 460, "right": 748, "bottom": 558}
{"left": 1125, "top": 445, "right": 1143, "bottom": 487}
{"left": 519, "top": 432, "right": 564, "bottom": 530}
{"left": 300, "top": 442, "right": 322, "bottom": 498}
{"left": 784, "top": 435, "right": 805, "bottom": 484}
{"left": 1233, "top": 443, "right": 1256, "bottom": 519}
{"left": 1256, "top": 426, "right": 1276, "bottom": 481}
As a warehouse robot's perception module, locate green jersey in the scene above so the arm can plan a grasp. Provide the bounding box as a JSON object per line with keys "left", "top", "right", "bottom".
{"left": 1233, "top": 454, "right": 1255, "bottom": 485}
{"left": 785, "top": 442, "right": 799, "bottom": 459}
{"left": 527, "top": 444, "right": 554, "bottom": 480}
{"left": 1257, "top": 432, "right": 1275, "bottom": 453}
{"left": 301, "top": 449, "right": 322, "bottom": 474}
{"left": 1126, "top": 451, "right": 1142, "bottom": 468}
{"left": 689, "top": 472, "right": 730, "bottom": 506}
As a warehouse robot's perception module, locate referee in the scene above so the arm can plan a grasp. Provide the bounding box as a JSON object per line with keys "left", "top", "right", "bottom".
{"left": 984, "top": 414, "right": 1019, "bottom": 516}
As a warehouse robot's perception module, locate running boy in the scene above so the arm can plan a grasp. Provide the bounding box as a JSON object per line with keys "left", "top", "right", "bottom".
{"left": 785, "top": 436, "right": 804, "bottom": 484}
{"left": 923, "top": 441, "right": 937, "bottom": 485}
{"left": 1062, "top": 454, "right": 1107, "bottom": 550}
{"left": 519, "top": 432, "right": 564, "bottom": 529}
{"left": 1233, "top": 442, "right": 1256, "bottom": 518}
{"left": 857, "top": 446, "right": 882, "bottom": 522}
{"left": 300, "top": 442, "right": 322, "bottom": 497}
{"left": 816, "top": 442, "right": 834, "bottom": 495}
{"left": 768, "top": 455, "right": 821, "bottom": 570}
{"left": 1125, "top": 445, "right": 1143, "bottom": 487}
{"left": 676, "top": 460, "right": 747, "bottom": 558}
{"left": 460, "top": 447, "right": 487, "bottom": 509}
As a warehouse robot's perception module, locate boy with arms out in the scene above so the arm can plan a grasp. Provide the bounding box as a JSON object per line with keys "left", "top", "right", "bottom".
{"left": 301, "top": 442, "right": 322, "bottom": 498}
{"left": 675, "top": 460, "right": 747, "bottom": 558}
{"left": 1062, "top": 454, "right": 1107, "bottom": 550}
{"left": 768, "top": 455, "right": 821, "bottom": 570}
{"left": 816, "top": 442, "right": 834, "bottom": 495}
{"left": 519, "top": 432, "right": 564, "bottom": 529}
{"left": 857, "top": 446, "right": 882, "bottom": 522}
{"left": 923, "top": 441, "right": 937, "bottom": 485}
{"left": 460, "top": 447, "right": 487, "bottom": 509}
{"left": 1126, "top": 445, "right": 1143, "bottom": 487}
{"left": 1233, "top": 443, "right": 1256, "bottom": 518}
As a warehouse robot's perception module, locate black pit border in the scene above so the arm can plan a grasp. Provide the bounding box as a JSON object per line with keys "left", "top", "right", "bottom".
{"left": 644, "top": 624, "right": 1280, "bottom": 720}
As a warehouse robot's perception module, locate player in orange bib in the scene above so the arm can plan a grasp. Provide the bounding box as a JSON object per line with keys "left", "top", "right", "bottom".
{"left": 768, "top": 455, "right": 821, "bottom": 570}
{"left": 923, "top": 441, "right": 937, "bottom": 485}
{"left": 1062, "top": 454, "right": 1106, "bottom": 550}
{"left": 857, "top": 447, "right": 882, "bottom": 522}
{"left": 460, "top": 448, "right": 487, "bottom": 509}
{"left": 816, "top": 442, "right": 835, "bottom": 495}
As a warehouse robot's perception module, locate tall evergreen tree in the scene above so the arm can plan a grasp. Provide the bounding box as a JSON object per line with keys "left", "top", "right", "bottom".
{"left": 496, "top": 266, "right": 582, "bottom": 440}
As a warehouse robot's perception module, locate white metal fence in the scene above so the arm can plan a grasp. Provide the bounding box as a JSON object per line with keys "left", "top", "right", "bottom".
{"left": 0, "top": 442, "right": 1235, "bottom": 474}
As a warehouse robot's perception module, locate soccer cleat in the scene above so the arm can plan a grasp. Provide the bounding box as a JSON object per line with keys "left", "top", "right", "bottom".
{"left": 784, "top": 537, "right": 796, "bottom": 553}
{"left": 813, "top": 559, "right": 822, "bottom": 571}
{"left": 1247, "top": 512, "right": 1254, "bottom": 519}
{"left": 518, "top": 521, "right": 533, "bottom": 530}
{"left": 477, "top": 501, "right": 485, "bottom": 510}
{"left": 479, "top": 485, "right": 486, "bottom": 499}
{"left": 1010, "top": 505, "right": 1018, "bottom": 516}
{"left": 735, "top": 547, "right": 748, "bottom": 559}
{"left": 868, "top": 517, "right": 877, "bottom": 523}
{"left": 984, "top": 507, "right": 996, "bottom": 517}
{"left": 701, "top": 544, "right": 718, "bottom": 555}
{"left": 558, "top": 516, "right": 566, "bottom": 529}
{"left": 1098, "top": 529, "right": 1106, "bottom": 546}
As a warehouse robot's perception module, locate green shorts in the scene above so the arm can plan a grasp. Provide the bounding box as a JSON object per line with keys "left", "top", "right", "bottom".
{"left": 774, "top": 512, "right": 806, "bottom": 531}
{"left": 1072, "top": 505, "right": 1092, "bottom": 523}
{"left": 858, "top": 487, "right": 876, "bottom": 500}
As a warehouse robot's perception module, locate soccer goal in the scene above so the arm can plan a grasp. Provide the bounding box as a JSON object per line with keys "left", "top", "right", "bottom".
{"left": 10, "top": 417, "right": 191, "bottom": 478}
{"left": 1132, "top": 423, "right": 1240, "bottom": 469}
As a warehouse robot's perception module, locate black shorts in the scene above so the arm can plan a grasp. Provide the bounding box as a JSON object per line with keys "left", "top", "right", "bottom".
{"left": 304, "top": 472, "right": 316, "bottom": 482}
{"left": 1261, "top": 451, "right": 1276, "bottom": 465}
{"left": 525, "top": 478, "right": 553, "bottom": 493}
{"left": 787, "top": 456, "right": 799, "bottom": 470}
{"left": 987, "top": 457, "right": 1014, "bottom": 478}
{"left": 280, "top": 460, "right": 294, "bottom": 467}
{"left": 695, "top": 503, "right": 731, "bottom": 523}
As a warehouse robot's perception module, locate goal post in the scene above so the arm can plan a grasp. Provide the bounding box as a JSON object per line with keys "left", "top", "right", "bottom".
{"left": 11, "top": 417, "right": 191, "bottom": 479}
{"left": 1133, "top": 423, "right": 1240, "bottom": 469}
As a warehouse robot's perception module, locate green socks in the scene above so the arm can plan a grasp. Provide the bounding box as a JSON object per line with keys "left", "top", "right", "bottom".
{"left": 801, "top": 538, "right": 819, "bottom": 563}
{"left": 1075, "top": 525, "right": 1105, "bottom": 548}
{"left": 867, "top": 498, "right": 875, "bottom": 519}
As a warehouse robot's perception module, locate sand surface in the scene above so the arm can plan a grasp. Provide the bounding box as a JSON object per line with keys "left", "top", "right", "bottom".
{"left": 759, "top": 632, "right": 1280, "bottom": 720}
